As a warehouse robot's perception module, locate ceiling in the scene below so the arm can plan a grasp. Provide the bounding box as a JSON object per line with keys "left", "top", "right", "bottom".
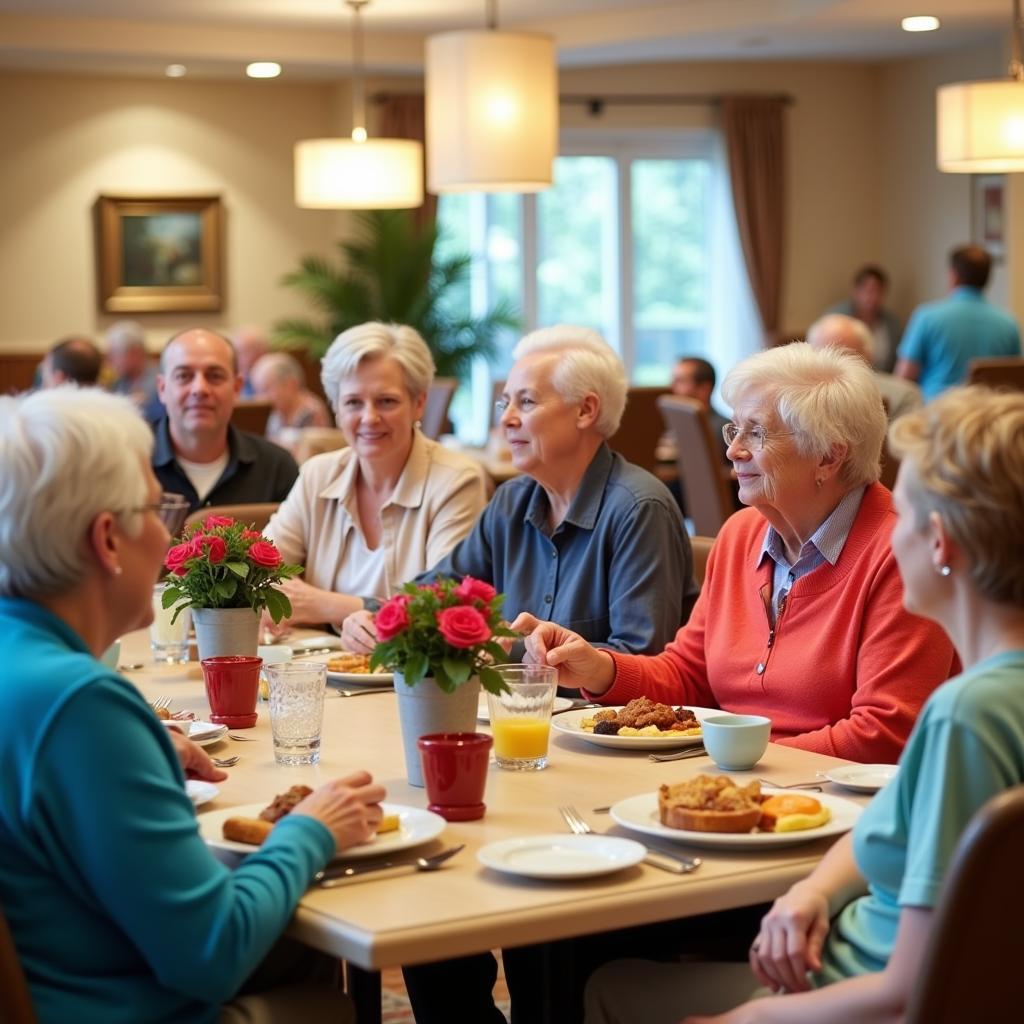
{"left": 0, "top": 0, "right": 1011, "bottom": 79}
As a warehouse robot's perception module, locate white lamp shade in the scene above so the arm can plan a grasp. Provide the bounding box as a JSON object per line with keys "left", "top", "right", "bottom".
{"left": 294, "top": 138, "right": 424, "bottom": 209}
{"left": 937, "top": 79, "right": 1024, "bottom": 172}
{"left": 426, "top": 30, "right": 558, "bottom": 193}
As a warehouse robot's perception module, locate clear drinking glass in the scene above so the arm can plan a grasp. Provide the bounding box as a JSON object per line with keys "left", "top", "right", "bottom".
{"left": 150, "top": 583, "right": 191, "bottom": 664}
{"left": 485, "top": 664, "right": 558, "bottom": 770}
{"left": 266, "top": 662, "right": 327, "bottom": 765}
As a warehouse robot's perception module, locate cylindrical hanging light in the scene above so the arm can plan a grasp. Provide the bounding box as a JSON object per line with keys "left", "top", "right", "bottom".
{"left": 936, "top": 0, "right": 1024, "bottom": 172}
{"left": 294, "top": 0, "right": 424, "bottom": 208}
{"left": 425, "top": 6, "right": 557, "bottom": 194}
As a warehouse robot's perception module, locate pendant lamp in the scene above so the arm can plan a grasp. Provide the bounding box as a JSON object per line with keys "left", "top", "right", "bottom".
{"left": 937, "top": 0, "right": 1024, "bottom": 172}
{"left": 425, "top": 0, "right": 557, "bottom": 193}
{"left": 294, "top": 0, "right": 423, "bottom": 208}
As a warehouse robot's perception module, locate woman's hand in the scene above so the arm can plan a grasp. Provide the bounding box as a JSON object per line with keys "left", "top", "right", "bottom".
{"left": 341, "top": 609, "right": 378, "bottom": 654}
{"left": 511, "top": 613, "right": 616, "bottom": 693}
{"left": 748, "top": 881, "right": 831, "bottom": 994}
{"left": 166, "top": 727, "right": 229, "bottom": 783}
{"left": 292, "top": 770, "right": 387, "bottom": 853}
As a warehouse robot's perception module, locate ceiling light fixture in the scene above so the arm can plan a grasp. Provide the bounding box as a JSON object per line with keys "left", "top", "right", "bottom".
{"left": 902, "top": 16, "right": 940, "bottom": 33}
{"left": 246, "top": 62, "right": 282, "bottom": 79}
{"left": 294, "top": 0, "right": 423, "bottom": 209}
{"left": 165, "top": 64, "right": 187, "bottom": 78}
{"left": 937, "top": 0, "right": 1024, "bottom": 171}
{"left": 425, "top": 0, "right": 557, "bottom": 193}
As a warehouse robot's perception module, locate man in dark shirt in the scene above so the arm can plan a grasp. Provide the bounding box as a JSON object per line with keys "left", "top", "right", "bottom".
{"left": 152, "top": 328, "right": 298, "bottom": 514}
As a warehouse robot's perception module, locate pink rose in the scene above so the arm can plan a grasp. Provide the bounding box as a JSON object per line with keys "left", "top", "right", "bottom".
{"left": 164, "top": 540, "right": 198, "bottom": 577}
{"left": 437, "top": 606, "right": 491, "bottom": 649}
{"left": 199, "top": 535, "right": 227, "bottom": 564}
{"left": 203, "top": 514, "right": 235, "bottom": 530}
{"left": 454, "top": 576, "right": 496, "bottom": 607}
{"left": 242, "top": 530, "right": 263, "bottom": 541}
{"left": 247, "top": 541, "right": 282, "bottom": 569}
{"left": 376, "top": 595, "right": 411, "bottom": 640}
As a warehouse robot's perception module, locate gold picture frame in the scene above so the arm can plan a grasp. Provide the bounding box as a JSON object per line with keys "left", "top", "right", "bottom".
{"left": 95, "top": 194, "right": 223, "bottom": 313}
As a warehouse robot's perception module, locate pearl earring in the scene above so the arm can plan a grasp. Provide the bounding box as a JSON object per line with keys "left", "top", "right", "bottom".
{"left": 938, "top": 565, "right": 951, "bottom": 577}
{"left": 114, "top": 566, "right": 123, "bottom": 576}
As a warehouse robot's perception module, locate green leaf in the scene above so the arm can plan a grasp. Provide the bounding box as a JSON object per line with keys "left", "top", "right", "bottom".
{"left": 482, "top": 641, "right": 509, "bottom": 664}
{"left": 225, "top": 561, "right": 249, "bottom": 578}
{"left": 161, "top": 587, "right": 182, "bottom": 609}
{"left": 479, "top": 665, "right": 510, "bottom": 696}
{"left": 404, "top": 650, "right": 429, "bottom": 686}
{"left": 442, "top": 657, "right": 472, "bottom": 685}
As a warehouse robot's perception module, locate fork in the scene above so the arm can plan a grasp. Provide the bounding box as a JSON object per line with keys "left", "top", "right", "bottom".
{"left": 149, "top": 696, "right": 172, "bottom": 713}
{"left": 559, "top": 804, "right": 701, "bottom": 874}
{"left": 228, "top": 733, "right": 260, "bottom": 742}
{"left": 335, "top": 686, "right": 393, "bottom": 698}
{"left": 758, "top": 778, "right": 823, "bottom": 791}
{"left": 648, "top": 745, "right": 708, "bottom": 763}
{"left": 211, "top": 755, "right": 240, "bottom": 768}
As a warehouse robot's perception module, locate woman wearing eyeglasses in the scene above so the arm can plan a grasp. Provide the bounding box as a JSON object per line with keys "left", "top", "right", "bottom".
{"left": 517, "top": 342, "right": 957, "bottom": 764}
{"left": 0, "top": 388, "right": 385, "bottom": 1023}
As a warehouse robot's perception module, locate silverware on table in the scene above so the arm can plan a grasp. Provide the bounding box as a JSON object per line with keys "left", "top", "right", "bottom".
{"left": 558, "top": 804, "right": 701, "bottom": 874}
{"left": 118, "top": 663, "right": 145, "bottom": 671}
{"left": 648, "top": 745, "right": 707, "bottom": 763}
{"left": 149, "top": 696, "right": 172, "bottom": 713}
{"left": 552, "top": 702, "right": 601, "bottom": 716}
{"left": 757, "top": 778, "right": 823, "bottom": 792}
{"left": 317, "top": 844, "right": 465, "bottom": 886}
{"left": 335, "top": 686, "right": 394, "bottom": 698}
{"left": 228, "top": 732, "right": 260, "bottom": 742}
{"left": 211, "top": 755, "right": 240, "bottom": 768}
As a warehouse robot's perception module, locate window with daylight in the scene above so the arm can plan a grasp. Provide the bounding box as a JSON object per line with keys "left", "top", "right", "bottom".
{"left": 436, "top": 131, "right": 760, "bottom": 442}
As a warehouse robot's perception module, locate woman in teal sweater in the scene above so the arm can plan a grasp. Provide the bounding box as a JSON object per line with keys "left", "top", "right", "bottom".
{"left": 584, "top": 385, "right": 1024, "bottom": 1023}
{"left": 0, "top": 387, "right": 385, "bottom": 1024}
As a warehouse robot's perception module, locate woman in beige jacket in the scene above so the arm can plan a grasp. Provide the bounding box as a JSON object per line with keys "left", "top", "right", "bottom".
{"left": 263, "top": 322, "right": 487, "bottom": 634}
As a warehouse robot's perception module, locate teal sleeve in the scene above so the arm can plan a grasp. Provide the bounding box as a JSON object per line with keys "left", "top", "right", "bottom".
{"left": 29, "top": 680, "right": 334, "bottom": 1004}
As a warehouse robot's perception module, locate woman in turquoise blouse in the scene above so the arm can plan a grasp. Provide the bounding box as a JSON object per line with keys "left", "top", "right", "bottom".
{"left": 0, "top": 387, "right": 385, "bottom": 1024}
{"left": 585, "top": 385, "right": 1024, "bottom": 1024}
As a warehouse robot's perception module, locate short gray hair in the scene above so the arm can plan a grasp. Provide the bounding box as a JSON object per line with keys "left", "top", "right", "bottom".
{"left": 721, "top": 342, "right": 886, "bottom": 488}
{"left": 805, "top": 314, "right": 873, "bottom": 362}
{"left": 512, "top": 325, "right": 627, "bottom": 438}
{"left": 105, "top": 319, "right": 146, "bottom": 353}
{"left": 320, "top": 322, "right": 435, "bottom": 408}
{"left": 252, "top": 352, "right": 305, "bottom": 386}
{"left": 0, "top": 388, "right": 153, "bottom": 599}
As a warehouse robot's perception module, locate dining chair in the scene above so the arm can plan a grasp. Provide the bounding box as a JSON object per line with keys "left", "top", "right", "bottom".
{"left": 966, "top": 356, "right": 1024, "bottom": 392}
{"left": 689, "top": 535, "right": 714, "bottom": 589}
{"left": 609, "top": 387, "right": 670, "bottom": 474}
{"left": 420, "top": 377, "right": 458, "bottom": 439}
{"left": 0, "top": 904, "right": 36, "bottom": 1024}
{"left": 289, "top": 426, "right": 347, "bottom": 463}
{"left": 878, "top": 398, "right": 900, "bottom": 491}
{"left": 229, "top": 399, "right": 274, "bottom": 436}
{"left": 657, "top": 395, "right": 735, "bottom": 536}
{"left": 904, "top": 783, "right": 1024, "bottom": 1023}
{"left": 184, "top": 502, "right": 279, "bottom": 534}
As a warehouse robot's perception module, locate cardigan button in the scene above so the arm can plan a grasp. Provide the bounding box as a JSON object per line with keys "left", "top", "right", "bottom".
{"left": 755, "top": 662, "right": 765, "bottom": 674}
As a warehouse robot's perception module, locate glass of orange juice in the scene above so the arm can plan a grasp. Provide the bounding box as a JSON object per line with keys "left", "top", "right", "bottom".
{"left": 486, "top": 665, "right": 557, "bottom": 770}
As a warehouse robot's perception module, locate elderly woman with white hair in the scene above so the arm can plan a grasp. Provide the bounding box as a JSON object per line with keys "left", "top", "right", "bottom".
{"left": 0, "top": 388, "right": 385, "bottom": 1023}
{"left": 263, "top": 321, "right": 487, "bottom": 633}
{"left": 518, "top": 342, "right": 957, "bottom": 764}
{"left": 342, "top": 324, "right": 695, "bottom": 659}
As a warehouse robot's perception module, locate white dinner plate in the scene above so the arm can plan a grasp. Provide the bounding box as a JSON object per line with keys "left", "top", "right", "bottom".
{"left": 327, "top": 669, "right": 394, "bottom": 686}
{"left": 290, "top": 634, "right": 344, "bottom": 653}
{"left": 477, "top": 694, "right": 574, "bottom": 722}
{"left": 824, "top": 764, "right": 899, "bottom": 794}
{"left": 476, "top": 833, "right": 646, "bottom": 879}
{"left": 198, "top": 802, "right": 445, "bottom": 860}
{"left": 186, "top": 780, "right": 220, "bottom": 808}
{"left": 551, "top": 706, "right": 715, "bottom": 750}
{"left": 610, "top": 789, "right": 862, "bottom": 849}
{"left": 162, "top": 720, "right": 228, "bottom": 747}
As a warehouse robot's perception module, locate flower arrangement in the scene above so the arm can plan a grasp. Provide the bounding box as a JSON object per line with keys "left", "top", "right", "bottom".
{"left": 161, "top": 515, "right": 302, "bottom": 623}
{"left": 370, "top": 576, "right": 518, "bottom": 694}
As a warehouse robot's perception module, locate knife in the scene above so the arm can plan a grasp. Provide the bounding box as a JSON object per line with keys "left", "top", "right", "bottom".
{"left": 316, "top": 844, "right": 464, "bottom": 886}
{"left": 640, "top": 846, "right": 702, "bottom": 874}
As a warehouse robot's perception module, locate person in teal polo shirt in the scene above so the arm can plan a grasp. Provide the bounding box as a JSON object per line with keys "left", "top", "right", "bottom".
{"left": 583, "top": 385, "right": 1024, "bottom": 1023}
{"left": 0, "top": 387, "right": 385, "bottom": 1024}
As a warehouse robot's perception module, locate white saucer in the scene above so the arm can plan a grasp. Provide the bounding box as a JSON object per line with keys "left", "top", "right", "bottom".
{"left": 824, "top": 764, "right": 899, "bottom": 793}
{"left": 476, "top": 833, "right": 645, "bottom": 879}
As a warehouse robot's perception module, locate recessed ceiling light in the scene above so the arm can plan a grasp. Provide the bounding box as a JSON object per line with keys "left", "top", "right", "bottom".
{"left": 165, "top": 64, "right": 187, "bottom": 78}
{"left": 901, "top": 16, "right": 940, "bottom": 33}
{"left": 246, "top": 62, "right": 282, "bottom": 79}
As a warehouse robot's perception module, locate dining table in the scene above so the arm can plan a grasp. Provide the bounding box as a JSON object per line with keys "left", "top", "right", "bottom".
{"left": 122, "top": 627, "right": 872, "bottom": 1023}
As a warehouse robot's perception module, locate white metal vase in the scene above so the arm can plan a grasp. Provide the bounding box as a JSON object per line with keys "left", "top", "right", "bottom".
{"left": 192, "top": 606, "right": 261, "bottom": 661}
{"left": 393, "top": 672, "right": 481, "bottom": 787}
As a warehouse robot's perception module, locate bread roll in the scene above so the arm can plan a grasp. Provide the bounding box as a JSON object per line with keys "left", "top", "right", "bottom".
{"left": 223, "top": 816, "right": 274, "bottom": 846}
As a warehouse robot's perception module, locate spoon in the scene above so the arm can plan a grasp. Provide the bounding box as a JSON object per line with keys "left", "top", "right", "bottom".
{"left": 317, "top": 844, "right": 464, "bottom": 886}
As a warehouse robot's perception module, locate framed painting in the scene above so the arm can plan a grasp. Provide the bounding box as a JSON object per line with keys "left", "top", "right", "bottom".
{"left": 95, "top": 195, "right": 223, "bottom": 312}
{"left": 971, "top": 175, "right": 1004, "bottom": 261}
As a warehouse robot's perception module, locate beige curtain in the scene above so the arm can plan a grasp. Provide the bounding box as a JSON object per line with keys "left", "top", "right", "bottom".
{"left": 375, "top": 92, "right": 437, "bottom": 233}
{"left": 720, "top": 96, "right": 786, "bottom": 344}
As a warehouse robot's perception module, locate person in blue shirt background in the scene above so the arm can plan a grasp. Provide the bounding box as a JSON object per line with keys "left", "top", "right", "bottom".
{"left": 0, "top": 386, "right": 385, "bottom": 1024}
{"left": 584, "top": 385, "right": 1024, "bottom": 1024}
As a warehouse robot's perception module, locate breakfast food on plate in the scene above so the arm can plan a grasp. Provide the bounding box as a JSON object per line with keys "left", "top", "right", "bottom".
{"left": 327, "top": 652, "right": 374, "bottom": 674}
{"left": 581, "top": 697, "right": 701, "bottom": 737}
{"left": 222, "top": 785, "right": 400, "bottom": 846}
{"left": 153, "top": 705, "right": 172, "bottom": 721}
{"left": 658, "top": 775, "right": 764, "bottom": 833}
{"left": 759, "top": 794, "right": 831, "bottom": 833}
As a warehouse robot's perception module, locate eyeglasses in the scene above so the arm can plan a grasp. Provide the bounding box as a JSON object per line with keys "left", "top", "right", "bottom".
{"left": 131, "top": 493, "right": 190, "bottom": 533}
{"left": 722, "top": 423, "right": 796, "bottom": 452}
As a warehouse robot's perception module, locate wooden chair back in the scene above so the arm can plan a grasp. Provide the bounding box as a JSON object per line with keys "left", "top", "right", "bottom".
{"left": 230, "top": 399, "right": 273, "bottom": 436}
{"left": 609, "top": 387, "right": 669, "bottom": 473}
{"left": 0, "top": 904, "right": 36, "bottom": 1024}
{"left": 966, "top": 356, "right": 1024, "bottom": 392}
{"left": 184, "top": 502, "right": 279, "bottom": 533}
{"left": 906, "top": 784, "right": 1024, "bottom": 1023}
{"left": 657, "top": 395, "right": 734, "bottom": 536}
{"left": 421, "top": 377, "right": 458, "bottom": 439}
{"left": 689, "top": 535, "right": 715, "bottom": 589}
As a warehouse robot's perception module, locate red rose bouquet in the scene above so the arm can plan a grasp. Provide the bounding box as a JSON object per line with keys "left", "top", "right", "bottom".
{"left": 370, "top": 576, "right": 519, "bottom": 694}
{"left": 161, "top": 515, "right": 302, "bottom": 623}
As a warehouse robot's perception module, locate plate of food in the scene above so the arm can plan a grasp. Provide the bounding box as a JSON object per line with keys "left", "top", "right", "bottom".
{"left": 477, "top": 834, "right": 646, "bottom": 880}
{"left": 551, "top": 698, "right": 714, "bottom": 750}
{"left": 198, "top": 787, "right": 444, "bottom": 860}
{"left": 823, "top": 764, "right": 899, "bottom": 794}
{"left": 477, "top": 694, "right": 574, "bottom": 722}
{"left": 324, "top": 651, "right": 394, "bottom": 686}
{"left": 290, "top": 634, "right": 344, "bottom": 653}
{"left": 186, "top": 780, "right": 220, "bottom": 808}
{"left": 610, "top": 774, "right": 862, "bottom": 849}
{"left": 162, "top": 719, "right": 228, "bottom": 747}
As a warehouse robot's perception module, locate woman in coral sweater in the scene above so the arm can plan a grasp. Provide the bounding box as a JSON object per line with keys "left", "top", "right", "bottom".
{"left": 516, "top": 342, "right": 957, "bottom": 764}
